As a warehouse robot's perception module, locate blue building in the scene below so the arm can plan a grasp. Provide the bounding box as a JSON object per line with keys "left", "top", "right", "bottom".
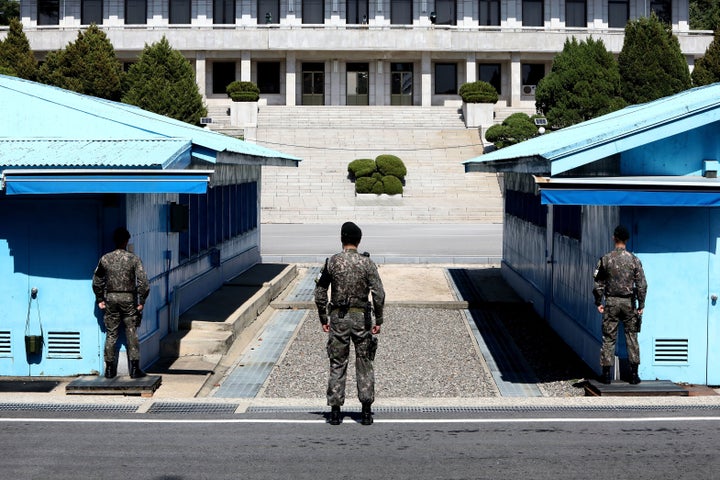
{"left": 465, "top": 84, "right": 720, "bottom": 385}
{"left": 0, "top": 75, "right": 299, "bottom": 376}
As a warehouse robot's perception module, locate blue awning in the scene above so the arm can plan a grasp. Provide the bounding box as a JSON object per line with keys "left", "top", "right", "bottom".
{"left": 1, "top": 169, "right": 212, "bottom": 195}
{"left": 536, "top": 176, "right": 720, "bottom": 206}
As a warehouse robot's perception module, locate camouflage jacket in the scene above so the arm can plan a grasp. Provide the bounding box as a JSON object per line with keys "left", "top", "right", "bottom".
{"left": 314, "top": 248, "right": 385, "bottom": 325}
{"left": 593, "top": 247, "right": 647, "bottom": 309}
{"left": 92, "top": 249, "right": 150, "bottom": 305}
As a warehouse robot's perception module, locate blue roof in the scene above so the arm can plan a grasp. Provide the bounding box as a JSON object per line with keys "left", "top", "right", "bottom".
{"left": 0, "top": 75, "right": 300, "bottom": 168}
{"left": 464, "top": 83, "right": 720, "bottom": 176}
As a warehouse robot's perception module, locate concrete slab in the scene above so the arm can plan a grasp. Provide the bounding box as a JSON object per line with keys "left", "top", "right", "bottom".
{"left": 66, "top": 375, "right": 162, "bottom": 397}
{"left": 585, "top": 379, "right": 689, "bottom": 397}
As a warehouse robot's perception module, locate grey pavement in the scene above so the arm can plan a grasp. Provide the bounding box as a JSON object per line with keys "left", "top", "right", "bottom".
{"left": 3, "top": 262, "right": 720, "bottom": 413}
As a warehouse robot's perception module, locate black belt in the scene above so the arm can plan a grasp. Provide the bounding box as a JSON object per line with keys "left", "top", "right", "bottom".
{"left": 607, "top": 294, "right": 633, "bottom": 298}
{"left": 107, "top": 291, "right": 134, "bottom": 294}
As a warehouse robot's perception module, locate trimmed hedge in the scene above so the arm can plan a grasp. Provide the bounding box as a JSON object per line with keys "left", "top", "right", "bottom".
{"left": 382, "top": 176, "right": 404, "bottom": 195}
{"left": 459, "top": 81, "right": 499, "bottom": 104}
{"left": 376, "top": 154, "right": 407, "bottom": 179}
{"left": 348, "top": 158, "right": 377, "bottom": 178}
{"left": 226, "top": 81, "right": 260, "bottom": 102}
{"left": 348, "top": 154, "right": 406, "bottom": 195}
{"left": 355, "top": 176, "right": 377, "bottom": 194}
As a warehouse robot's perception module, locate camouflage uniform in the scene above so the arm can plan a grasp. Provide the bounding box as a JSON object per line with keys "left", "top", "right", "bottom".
{"left": 314, "top": 248, "right": 385, "bottom": 407}
{"left": 92, "top": 249, "right": 149, "bottom": 363}
{"left": 593, "top": 247, "right": 647, "bottom": 366}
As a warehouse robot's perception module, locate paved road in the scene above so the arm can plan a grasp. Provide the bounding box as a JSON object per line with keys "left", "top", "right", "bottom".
{"left": 2, "top": 408, "right": 719, "bottom": 479}
{"left": 260, "top": 223, "right": 503, "bottom": 264}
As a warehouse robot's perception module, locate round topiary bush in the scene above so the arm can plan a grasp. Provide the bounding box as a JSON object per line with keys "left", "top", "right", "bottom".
{"left": 355, "top": 176, "right": 378, "bottom": 194}
{"left": 459, "top": 81, "right": 499, "bottom": 104}
{"left": 371, "top": 180, "right": 385, "bottom": 194}
{"left": 376, "top": 154, "right": 407, "bottom": 180}
{"left": 382, "top": 175, "right": 404, "bottom": 195}
{"left": 226, "top": 81, "right": 260, "bottom": 102}
{"left": 348, "top": 158, "right": 377, "bottom": 179}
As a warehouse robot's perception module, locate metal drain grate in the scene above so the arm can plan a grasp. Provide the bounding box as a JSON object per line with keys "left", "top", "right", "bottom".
{"left": 0, "top": 403, "right": 139, "bottom": 413}
{"left": 247, "top": 404, "right": 720, "bottom": 414}
{"left": 283, "top": 267, "right": 321, "bottom": 303}
{"left": 147, "top": 402, "right": 240, "bottom": 414}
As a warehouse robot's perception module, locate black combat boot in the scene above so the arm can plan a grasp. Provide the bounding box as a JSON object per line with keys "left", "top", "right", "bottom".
{"left": 601, "top": 366, "right": 612, "bottom": 385}
{"left": 104, "top": 361, "right": 116, "bottom": 379}
{"left": 130, "top": 360, "right": 147, "bottom": 379}
{"left": 329, "top": 406, "right": 342, "bottom": 425}
{"left": 629, "top": 364, "right": 641, "bottom": 385}
{"left": 361, "top": 403, "right": 373, "bottom": 425}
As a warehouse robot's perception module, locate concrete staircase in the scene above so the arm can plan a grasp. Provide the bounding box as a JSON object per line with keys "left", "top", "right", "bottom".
{"left": 250, "top": 106, "right": 504, "bottom": 224}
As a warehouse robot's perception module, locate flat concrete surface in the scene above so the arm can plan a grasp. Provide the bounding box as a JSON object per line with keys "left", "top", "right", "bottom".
{"left": 66, "top": 375, "right": 162, "bottom": 396}
{"left": 585, "top": 379, "right": 691, "bottom": 397}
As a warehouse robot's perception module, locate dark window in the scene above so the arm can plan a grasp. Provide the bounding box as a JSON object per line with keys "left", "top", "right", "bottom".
{"left": 170, "top": 0, "right": 191, "bottom": 24}
{"left": 522, "top": 0, "right": 543, "bottom": 26}
{"left": 82, "top": 0, "right": 103, "bottom": 24}
{"left": 303, "top": 0, "right": 325, "bottom": 23}
{"left": 608, "top": 0, "right": 628, "bottom": 27}
{"left": 553, "top": 205, "right": 581, "bottom": 240}
{"left": 391, "top": 0, "right": 413, "bottom": 24}
{"left": 478, "top": 0, "right": 500, "bottom": 25}
{"left": 505, "top": 189, "right": 547, "bottom": 227}
{"left": 125, "top": 0, "right": 147, "bottom": 24}
{"left": 435, "top": 0, "right": 456, "bottom": 25}
{"left": 257, "top": 62, "right": 281, "bottom": 94}
{"left": 565, "top": 0, "right": 585, "bottom": 27}
{"left": 38, "top": 0, "right": 60, "bottom": 25}
{"left": 478, "top": 63, "right": 501, "bottom": 95}
{"left": 435, "top": 63, "right": 457, "bottom": 95}
{"left": 347, "top": 0, "right": 369, "bottom": 23}
{"left": 521, "top": 63, "right": 544, "bottom": 86}
{"left": 214, "top": 0, "right": 235, "bottom": 23}
{"left": 650, "top": 0, "right": 671, "bottom": 24}
{"left": 258, "top": 0, "right": 279, "bottom": 23}
{"left": 213, "top": 62, "right": 236, "bottom": 94}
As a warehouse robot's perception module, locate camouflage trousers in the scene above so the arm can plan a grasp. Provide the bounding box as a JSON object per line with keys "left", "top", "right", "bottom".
{"left": 103, "top": 298, "right": 141, "bottom": 362}
{"left": 601, "top": 296, "right": 640, "bottom": 366}
{"left": 326, "top": 310, "right": 374, "bottom": 407}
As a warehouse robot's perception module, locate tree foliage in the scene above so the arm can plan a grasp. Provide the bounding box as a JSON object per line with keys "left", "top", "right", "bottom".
{"left": 484, "top": 113, "right": 538, "bottom": 149}
{"left": 0, "top": 18, "right": 37, "bottom": 79}
{"left": 37, "top": 25, "right": 124, "bottom": 100}
{"left": 692, "top": 30, "right": 720, "bottom": 85}
{"left": 122, "top": 37, "right": 207, "bottom": 125}
{"left": 690, "top": 0, "right": 720, "bottom": 30}
{"left": 618, "top": 14, "right": 691, "bottom": 105}
{"left": 535, "top": 37, "right": 625, "bottom": 129}
{"left": 0, "top": 0, "right": 20, "bottom": 25}
{"left": 458, "top": 81, "right": 498, "bottom": 103}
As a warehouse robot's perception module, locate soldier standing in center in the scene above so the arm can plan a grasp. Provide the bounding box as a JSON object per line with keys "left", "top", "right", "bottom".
{"left": 314, "top": 222, "right": 385, "bottom": 426}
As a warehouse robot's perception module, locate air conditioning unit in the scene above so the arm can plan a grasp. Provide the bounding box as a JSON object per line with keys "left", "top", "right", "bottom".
{"left": 522, "top": 85, "right": 536, "bottom": 95}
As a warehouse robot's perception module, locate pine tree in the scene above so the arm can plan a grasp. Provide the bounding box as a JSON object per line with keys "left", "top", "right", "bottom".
{"left": 0, "top": 0, "right": 20, "bottom": 25}
{"left": 618, "top": 14, "right": 692, "bottom": 105}
{"left": 37, "top": 25, "right": 124, "bottom": 100}
{"left": 535, "top": 37, "right": 625, "bottom": 129}
{"left": 0, "top": 18, "right": 37, "bottom": 79}
{"left": 692, "top": 30, "right": 720, "bottom": 85}
{"left": 122, "top": 37, "right": 207, "bottom": 125}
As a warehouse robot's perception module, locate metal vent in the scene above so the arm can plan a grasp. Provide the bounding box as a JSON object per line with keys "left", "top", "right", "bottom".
{"left": 0, "top": 331, "right": 11, "bottom": 355}
{"left": 47, "top": 331, "right": 81, "bottom": 358}
{"left": 654, "top": 338, "right": 689, "bottom": 363}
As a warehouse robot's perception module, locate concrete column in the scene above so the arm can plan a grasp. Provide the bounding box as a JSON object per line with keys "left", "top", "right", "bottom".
{"left": 376, "top": 60, "right": 385, "bottom": 106}
{"left": 510, "top": 53, "right": 521, "bottom": 107}
{"left": 196, "top": 53, "right": 207, "bottom": 99}
{"left": 421, "top": 52, "right": 431, "bottom": 107}
{"left": 330, "top": 59, "right": 342, "bottom": 105}
{"left": 286, "top": 52, "right": 296, "bottom": 106}
{"left": 241, "top": 52, "right": 252, "bottom": 82}
{"left": 466, "top": 54, "right": 476, "bottom": 84}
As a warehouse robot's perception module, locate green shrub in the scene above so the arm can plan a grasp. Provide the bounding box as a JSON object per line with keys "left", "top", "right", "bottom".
{"left": 355, "top": 176, "right": 377, "bottom": 194}
{"left": 226, "top": 81, "right": 260, "bottom": 102}
{"left": 371, "top": 181, "right": 385, "bottom": 194}
{"left": 382, "top": 176, "right": 404, "bottom": 195}
{"left": 484, "top": 113, "right": 538, "bottom": 149}
{"left": 459, "top": 81, "right": 499, "bottom": 103}
{"left": 376, "top": 154, "right": 407, "bottom": 179}
{"left": 348, "top": 158, "right": 377, "bottom": 178}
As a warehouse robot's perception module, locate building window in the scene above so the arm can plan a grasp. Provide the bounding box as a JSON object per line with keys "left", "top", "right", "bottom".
{"left": 125, "top": 0, "right": 147, "bottom": 24}
{"left": 435, "top": 63, "right": 457, "bottom": 95}
{"left": 347, "top": 0, "right": 369, "bottom": 23}
{"left": 521, "top": 63, "right": 544, "bottom": 88}
{"left": 170, "top": 0, "right": 191, "bottom": 24}
{"left": 479, "top": 0, "right": 500, "bottom": 25}
{"left": 214, "top": 0, "right": 235, "bottom": 24}
{"left": 82, "top": 0, "right": 103, "bottom": 24}
{"left": 565, "top": 0, "right": 585, "bottom": 27}
{"left": 38, "top": 0, "right": 60, "bottom": 25}
{"left": 257, "top": 62, "right": 281, "bottom": 94}
{"left": 478, "top": 63, "right": 501, "bottom": 95}
{"left": 435, "top": 0, "right": 456, "bottom": 25}
{"left": 505, "top": 189, "right": 547, "bottom": 227}
{"left": 608, "top": 0, "right": 628, "bottom": 27}
{"left": 391, "top": 0, "right": 413, "bottom": 24}
{"left": 650, "top": 0, "right": 671, "bottom": 24}
{"left": 213, "top": 62, "right": 236, "bottom": 94}
{"left": 258, "top": 0, "right": 279, "bottom": 23}
{"left": 522, "top": 0, "right": 543, "bottom": 26}
{"left": 553, "top": 205, "right": 581, "bottom": 240}
{"left": 303, "top": 0, "right": 325, "bottom": 23}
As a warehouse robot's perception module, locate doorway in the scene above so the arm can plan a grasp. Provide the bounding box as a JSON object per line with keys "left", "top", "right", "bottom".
{"left": 302, "top": 62, "right": 325, "bottom": 105}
